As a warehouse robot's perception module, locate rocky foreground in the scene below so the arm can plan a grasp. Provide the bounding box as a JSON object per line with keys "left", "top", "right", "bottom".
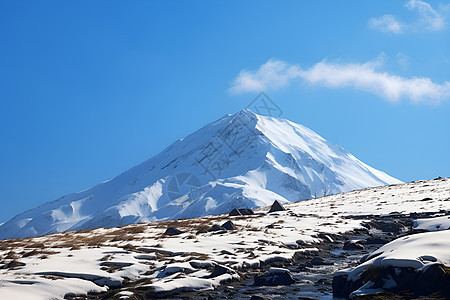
{"left": 0, "top": 177, "right": 449, "bottom": 299}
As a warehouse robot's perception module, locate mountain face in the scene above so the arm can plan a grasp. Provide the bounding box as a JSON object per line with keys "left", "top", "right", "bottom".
{"left": 0, "top": 110, "right": 401, "bottom": 239}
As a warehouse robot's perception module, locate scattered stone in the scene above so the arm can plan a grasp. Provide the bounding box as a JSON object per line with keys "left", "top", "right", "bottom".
{"left": 295, "top": 239, "right": 308, "bottom": 246}
{"left": 189, "top": 260, "right": 214, "bottom": 269}
{"left": 5, "top": 260, "right": 25, "bottom": 269}
{"left": 363, "top": 220, "right": 402, "bottom": 234}
{"left": 296, "top": 263, "right": 311, "bottom": 271}
{"left": 310, "top": 257, "right": 333, "bottom": 266}
{"left": 317, "top": 233, "right": 334, "bottom": 243}
{"left": 343, "top": 240, "right": 364, "bottom": 250}
{"left": 282, "top": 242, "right": 299, "bottom": 249}
{"left": 208, "top": 224, "right": 226, "bottom": 232}
{"left": 221, "top": 221, "right": 237, "bottom": 230}
{"left": 254, "top": 267, "right": 295, "bottom": 286}
{"left": 239, "top": 208, "right": 254, "bottom": 215}
{"left": 208, "top": 264, "right": 234, "bottom": 278}
{"left": 229, "top": 208, "right": 255, "bottom": 216}
{"left": 268, "top": 200, "right": 286, "bottom": 213}
{"left": 293, "top": 249, "right": 319, "bottom": 261}
{"left": 220, "top": 249, "right": 233, "bottom": 255}
{"left": 164, "top": 227, "right": 183, "bottom": 236}
{"left": 229, "top": 208, "right": 242, "bottom": 216}
{"left": 196, "top": 228, "right": 208, "bottom": 235}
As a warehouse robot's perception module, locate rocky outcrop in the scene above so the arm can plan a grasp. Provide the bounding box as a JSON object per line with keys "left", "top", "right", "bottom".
{"left": 333, "top": 264, "right": 450, "bottom": 298}
{"left": 268, "top": 200, "right": 286, "bottom": 213}
{"left": 164, "top": 227, "right": 183, "bottom": 236}
{"left": 253, "top": 268, "right": 295, "bottom": 286}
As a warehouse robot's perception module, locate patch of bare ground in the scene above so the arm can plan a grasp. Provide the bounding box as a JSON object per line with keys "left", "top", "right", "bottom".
{"left": 20, "top": 249, "right": 60, "bottom": 259}
{"left": 149, "top": 214, "right": 262, "bottom": 232}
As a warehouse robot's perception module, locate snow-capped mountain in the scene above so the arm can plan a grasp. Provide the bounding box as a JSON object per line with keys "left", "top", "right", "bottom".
{"left": 0, "top": 109, "right": 401, "bottom": 239}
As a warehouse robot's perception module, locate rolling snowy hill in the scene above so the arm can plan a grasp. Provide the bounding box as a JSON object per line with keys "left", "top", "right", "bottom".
{"left": 0, "top": 109, "right": 401, "bottom": 239}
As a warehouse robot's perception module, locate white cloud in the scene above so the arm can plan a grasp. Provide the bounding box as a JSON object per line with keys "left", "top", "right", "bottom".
{"left": 368, "top": 15, "right": 404, "bottom": 33}
{"left": 229, "top": 59, "right": 301, "bottom": 94}
{"left": 229, "top": 58, "right": 450, "bottom": 104}
{"left": 369, "top": 0, "right": 448, "bottom": 33}
{"left": 406, "top": 0, "right": 445, "bottom": 30}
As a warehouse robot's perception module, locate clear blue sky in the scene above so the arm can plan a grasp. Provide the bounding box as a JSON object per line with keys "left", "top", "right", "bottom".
{"left": 1, "top": 1, "right": 449, "bottom": 222}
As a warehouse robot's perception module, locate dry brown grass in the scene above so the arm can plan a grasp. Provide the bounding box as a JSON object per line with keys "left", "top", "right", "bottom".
{"left": 4, "top": 250, "right": 19, "bottom": 260}
{"left": 0, "top": 211, "right": 263, "bottom": 253}
{"left": 181, "top": 252, "right": 209, "bottom": 260}
{"left": 21, "top": 249, "right": 59, "bottom": 258}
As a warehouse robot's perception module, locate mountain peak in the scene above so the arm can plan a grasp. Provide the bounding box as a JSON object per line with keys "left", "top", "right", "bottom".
{"left": 0, "top": 111, "right": 401, "bottom": 239}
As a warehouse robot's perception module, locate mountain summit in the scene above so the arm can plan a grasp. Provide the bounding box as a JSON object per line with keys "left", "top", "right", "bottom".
{"left": 0, "top": 110, "right": 401, "bottom": 239}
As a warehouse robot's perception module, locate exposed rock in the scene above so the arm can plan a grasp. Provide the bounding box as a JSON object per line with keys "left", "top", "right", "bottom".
{"left": 317, "top": 233, "right": 334, "bottom": 243}
{"left": 196, "top": 228, "right": 208, "bottom": 235}
{"left": 239, "top": 208, "right": 254, "bottom": 215}
{"left": 282, "top": 242, "right": 299, "bottom": 249}
{"left": 229, "top": 208, "right": 254, "bottom": 216}
{"left": 333, "top": 264, "right": 450, "bottom": 298}
{"left": 293, "top": 249, "right": 319, "bottom": 261}
{"left": 208, "top": 224, "right": 226, "bottom": 232}
{"left": 295, "top": 239, "right": 308, "bottom": 246}
{"left": 343, "top": 240, "right": 364, "bottom": 250}
{"left": 220, "top": 249, "right": 233, "bottom": 255}
{"left": 310, "top": 257, "right": 333, "bottom": 266}
{"left": 268, "top": 200, "right": 286, "bottom": 213}
{"left": 164, "top": 227, "right": 183, "bottom": 236}
{"left": 5, "top": 260, "right": 26, "bottom": 269}
{"left": 229, "top": 208, "right": 242, "bottom": 216}
{"left": 363, "top": 220, "right": 402, "bottom": 234}
{"left": 221, "top": 221, "right": 237, "bottom": 230}
{"left": 208, "top": 264, "right": 234, "bottom": 278}
{"left": 189, "top": 260, "right": 214, "bottom": 269}
{"left": 253, "top": 268, "right": 295, "bottom": 286}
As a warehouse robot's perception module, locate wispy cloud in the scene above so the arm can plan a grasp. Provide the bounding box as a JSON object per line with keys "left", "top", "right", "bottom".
{"left": 396, "top": 52, "right": 410, "bottom": 69}
{"left": 229, "top": 58, "right": 450, "bottom": 104}
{"left": 229, "top": 59, "right": 301, "bottom": 93}
{"left": 406, "top": 0, "right": 446, "bottom": 30}
{"left": 369, "top": 0, "right": 448, "bottom": 34}
{"left": 368, "top": 15, "right": 404, "bottom": 33}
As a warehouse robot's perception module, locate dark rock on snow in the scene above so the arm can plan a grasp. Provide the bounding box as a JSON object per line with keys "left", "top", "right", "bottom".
{"left": 229, "top": 208, "right": 254, "bottom": 216}
{"left": 268, "top": 200, "right": 286, "bottom": 213}
{"left": 221, "top": 220, "right": 237, "bottom": 230}
{"left": 196, "top": 228, "right": 208, "bottom": 235}
{"left": 208, "top": 224, "right": 226, "bottom": 232}
{"left": 229, "top": 208, "right": 242, "bottom": 216}
{"left": 239, "top": 208, "right": 255, "bottom": 215}
{"left": 208, "top": 264, "right": 234, "bottom": 278}
{"left": 164, "top": 227, "right": 183, "bottom": 236}
{"left": 5, "top": 260, "right": 26, "bottom": 269}
{"left": 343, "top": 240, "right": 364, "bottom": 250}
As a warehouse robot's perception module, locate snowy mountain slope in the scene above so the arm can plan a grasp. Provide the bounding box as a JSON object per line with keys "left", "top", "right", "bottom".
{"left": 0, "top": 109, "right": 401, "bottom": 239}
{"left": 0, "top": 178, "right": 447, "bottom": 299}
